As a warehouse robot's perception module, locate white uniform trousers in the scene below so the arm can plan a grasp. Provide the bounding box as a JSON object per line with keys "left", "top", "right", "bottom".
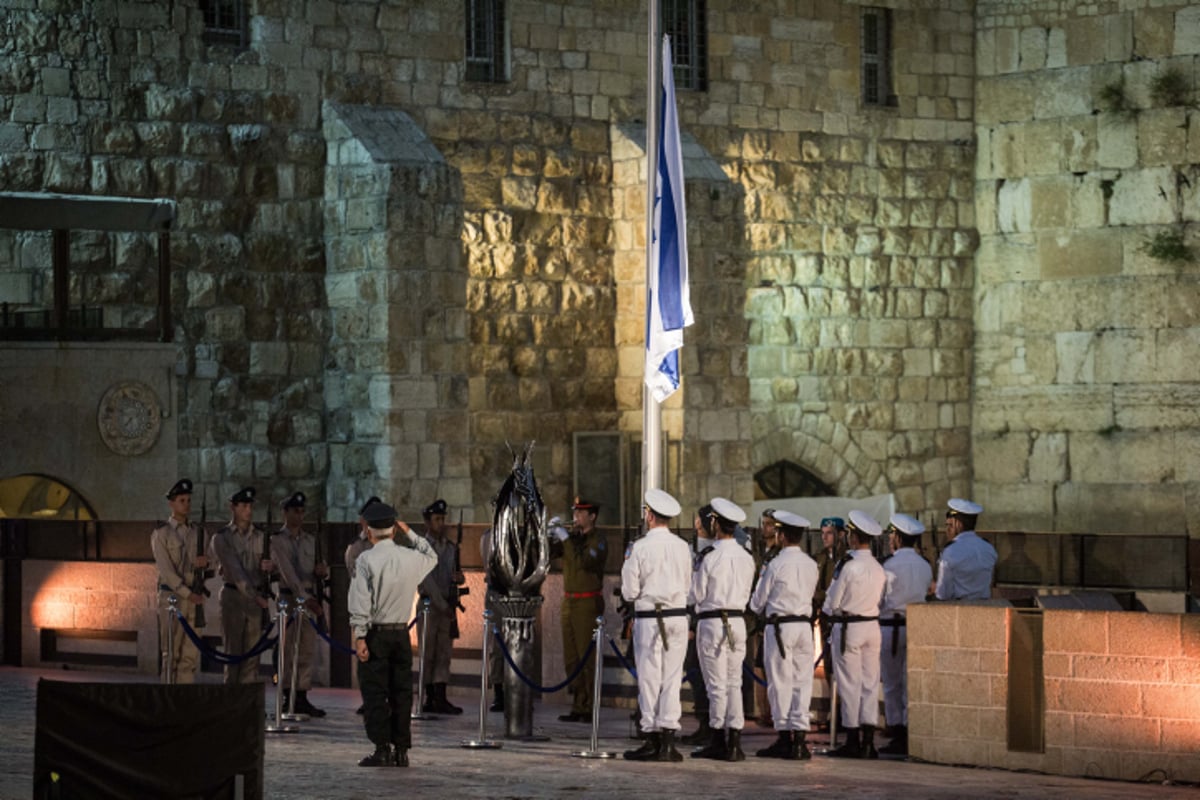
{"left": 879, "top": 621, "right": 908, "bottom": 726}
{"left": 763, "top": 621, "right": 815, "bottom": 731}
{"left": 633, "top": 616, "right": 689, "bottom": 732}
{"left": 696, "top": 616, "right": 747, "bottom": 730}
{"left": 831, "top": 619, "right": 881, "bottom": 728}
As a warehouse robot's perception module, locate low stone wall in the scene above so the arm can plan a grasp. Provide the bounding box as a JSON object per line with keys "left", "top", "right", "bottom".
{"left": 908, "top": 603, "right": 1200, "bottom": 784}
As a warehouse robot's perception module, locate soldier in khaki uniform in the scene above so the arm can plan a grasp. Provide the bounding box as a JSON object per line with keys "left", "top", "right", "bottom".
{"left": 151, "top": 478, "right": 208, "bottom": 683}
{"left": 271, "top": 491, "right": 328, "bottom": 717}
{"left": 208, "top": 486, "right": 273, "bottom": 685}
{"left": 417, "top": 498, "right": 465, "bottom": 715}
{"left": 549, "top": 497, "right": 608, "bottom": 722}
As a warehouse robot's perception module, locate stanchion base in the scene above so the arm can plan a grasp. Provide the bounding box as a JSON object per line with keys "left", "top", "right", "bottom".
{"left": 411, "top": 711, "right": 436, "bottom": 721}
{"left": 571, "top": 749, "right": 618, "bottom": 759}
{"left": 281, "top": 713, "right": 309, "bottom": 722}
{"left": 460, "top": 739, "right": 503, "bottom": 749}
{"left": 504, "top": 733, "right": 551, "bottom": 742}
{"left": 265, "top": 723, "right": 301, "bottom": 734}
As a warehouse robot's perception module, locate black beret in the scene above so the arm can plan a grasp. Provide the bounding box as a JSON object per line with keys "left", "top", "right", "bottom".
{"left": 230, "top": 486, "right": 256, "bottom": 504}
{"left": 358, "top": 495, "right": 382, "bottom": 517}
{"left": 281, "top": 491, "right": 306, "bottom": 509}
{"left": 166, "top": 478, "right": 193, "bottom": 499}
{"left": 363, "top": 502, "right": 397, "bottom": 529}
{"left": 422, "top": 499, "right": 448, "bottom": 517}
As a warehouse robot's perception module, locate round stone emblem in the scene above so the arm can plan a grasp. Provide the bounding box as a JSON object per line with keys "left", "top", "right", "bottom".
{"left": 98, "top": 381, "right": 163, "bottom": 456}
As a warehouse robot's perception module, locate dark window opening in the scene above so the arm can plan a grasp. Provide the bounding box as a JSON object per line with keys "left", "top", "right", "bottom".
{"left": 663, "top": 0, "right": 707, "bottom": 91}
{"left": 466, "top": 0, "right": 508, "bottom": 83}
{"left": 201, "top": 0, "right": 248, "bottom": 49}
{"left": 754, "top": 460, "right": 837, "bottom": 500}
{"left": 861, "top": 6, "right": 895, "bottom": 107}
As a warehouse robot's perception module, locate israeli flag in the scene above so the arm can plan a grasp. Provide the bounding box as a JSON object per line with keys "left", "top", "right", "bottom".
{"left": 645, "top": 35, "right": 694, "bottom": 404}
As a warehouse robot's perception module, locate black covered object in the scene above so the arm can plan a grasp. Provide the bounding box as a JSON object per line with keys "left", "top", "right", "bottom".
{"left": 34, "top": 680, "right": 264, "bottom": 800}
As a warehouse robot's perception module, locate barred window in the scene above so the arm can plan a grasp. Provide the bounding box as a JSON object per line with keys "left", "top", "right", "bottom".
{"left": 200, "top": 0, "right": 248, "bottom": 49}
{"left": 861, "top": 6, "right": 895, "bottom": 107}
{"left": 466, "top": 0, "right": 509, "bottom": 83}
{"left": 662, "top": 0, "right": 707, "bottom": 92}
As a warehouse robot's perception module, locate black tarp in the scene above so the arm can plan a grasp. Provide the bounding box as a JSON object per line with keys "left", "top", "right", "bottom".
{"left": 34, "top": 680, "right": 263, "bottom": 800}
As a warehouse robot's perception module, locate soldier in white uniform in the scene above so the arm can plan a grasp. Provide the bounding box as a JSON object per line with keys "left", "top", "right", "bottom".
{"left": 749, "top": 510, "right": 819, "bottom": 760}
{"left": 823, "top": 509, "right": 887, "bottom": 759}
{"left": 878, "top": 513, "right": 933, "bottom": 756}
{"left": 935, "top": 498, "right": 996, "bottom": 601}
{"left": 621, "top": 489, "right": 691, "bottom": 762}
{"left": 151, "top": 478, "right": 208, "bottom": 683}
{"left": 208, "top": 486, "right": 273, "bottom": 685}
{"left": 690, "top": 497, "right": 756, "bottom": 762}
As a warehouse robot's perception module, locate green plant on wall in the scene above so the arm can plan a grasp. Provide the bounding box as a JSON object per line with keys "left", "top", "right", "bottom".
{"left": 1141, "top": 229, "right": 1193, "bottom": 264}
{"left": 1149, "top": 67, "right": 1190, "bottom": 107}
{"left": 1097, "top": 79, "right": 1136, "bottom": 119}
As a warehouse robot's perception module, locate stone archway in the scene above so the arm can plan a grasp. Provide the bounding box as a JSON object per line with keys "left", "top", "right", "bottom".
{"left": 0, "top": 474, "right": 96, "bottom": 521}
{"left": 750, "top": 414, "right": 887, "bottom": 500}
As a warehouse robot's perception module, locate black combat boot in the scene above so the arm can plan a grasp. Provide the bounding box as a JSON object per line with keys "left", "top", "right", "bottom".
{"left": 860, "top": 724, "right": 878, "bottom": 759}
{"left": 681, "top": 718, "right": 712, "bottom": 746}
{"left": 421, "top": 684, "right": 436, "bottom": 713}
{"left": 690, "top": 727, "right": 727, "bottom": 760}
{"left": 390, "top": 746, "right": 409, "bottom": 767}
{"left": 357, "top": 744, "right": 393, "bottom": 767}
{"left": 432, "top": 683, "right": 463, "bottom": 715}
{"left": 489, "top": 686, "right": 505, "bottom": 712}
{"left": 295, "top": 690, "right": 326, "bottom": 718}
{"left": 790, "top": 730, "right": 812, "bottom": 760}
{"left": 658, "top": 729, "right": 683, "bottom": 762}
{"left": 828, "top": 727, "right": 862, "bottom": 758}
{"left": 725, "top": 728, "right": 745, "bottom": 762}
{"left": 756, "top": 731, "right": 793, "bottom": 759}
{"left": 878, "top": 725, "right": 907, "bottom": 756}
{"left": 623, "top": 731, "right": 662, "bottom": 761}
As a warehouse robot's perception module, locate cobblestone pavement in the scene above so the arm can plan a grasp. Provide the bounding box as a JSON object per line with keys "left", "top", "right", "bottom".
{"left": 0, "top": 666, "right": 1194, "bottom": 799}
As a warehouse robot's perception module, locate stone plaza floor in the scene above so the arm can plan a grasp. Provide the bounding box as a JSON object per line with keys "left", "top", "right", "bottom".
{"left": 0, "top": 665, "right": 1195, "bottom": 799}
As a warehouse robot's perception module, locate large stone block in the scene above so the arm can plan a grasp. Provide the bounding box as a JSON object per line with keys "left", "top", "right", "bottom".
{"left": 1045, "top": 610, "right": 1109, "bottom": 655}
{"left": 1108, "top": 612, "right": 1181, "bottom": 658}
{"left": 1037, "top": 229, "right": 1123, "bottom": 279}
{"left": 1053, "top": 482, "right": 1185, "bottom": 534}
{"left": 1108, "top": 167, "right": 1177, "bottom": 225}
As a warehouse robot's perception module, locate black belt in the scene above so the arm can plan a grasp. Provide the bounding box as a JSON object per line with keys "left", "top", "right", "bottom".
{"left": 633, "top": 608, "right": 689, "bottom": 619}
{"left": 767, "top": 614, "right": 812, "bottom": 658}
{"left": 695, "top": 609, "right": 743, "bottom": 620}
{"left": 828, "top": 614, "right": 879, "bottom": 654}
{"left": 371, "top": 623, "right": 409, "bottom": 631}
{"left": 880, "top": 614, "right": 905, "bottom": 655}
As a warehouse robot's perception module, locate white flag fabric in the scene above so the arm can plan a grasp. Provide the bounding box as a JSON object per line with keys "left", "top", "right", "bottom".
{"left": 644, "top": 35, "right": 694, "bottom": 404}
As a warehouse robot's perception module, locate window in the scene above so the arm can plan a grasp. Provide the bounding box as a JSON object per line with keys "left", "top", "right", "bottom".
{"left": 861, "top": 6, "right": 895, "bottom": 107}
{"left": 466, "top": 0, "right": 508, "bottom": 83}
{"left": 662, "top": 0, "right": 707, "bottom": 91}
{"left": 200, "top": 0, "right": 248, "bottom": 49}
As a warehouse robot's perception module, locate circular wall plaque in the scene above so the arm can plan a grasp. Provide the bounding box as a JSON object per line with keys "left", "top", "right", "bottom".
{"left": 97, "top": 381, "right": 163, "bottom": 456}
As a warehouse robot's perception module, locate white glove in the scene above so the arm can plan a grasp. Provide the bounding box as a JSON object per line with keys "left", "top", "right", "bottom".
{"left": 548, "top": 516, "right": 569, "bottom": 541}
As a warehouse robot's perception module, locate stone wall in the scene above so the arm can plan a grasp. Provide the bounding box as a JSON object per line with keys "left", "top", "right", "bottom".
{"left": 972, "top": 2, "right": 1200, "bottom": 534}
{"left": 908, "top": 603, "right": 1200, "bottom": 783}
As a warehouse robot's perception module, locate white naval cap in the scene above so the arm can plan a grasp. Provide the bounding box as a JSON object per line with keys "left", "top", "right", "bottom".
{"left": 889, "top": 513, "right": 925, "bottom": 536}
{"left": 710, "top": 497, "right": 747, "bottom": 524}
{"left": 772, "top": 510, "right": 811, "bottom": 529}
{"left": 846, "top": 509, "right": 882, "bottom": 537}
{"left": 947, "top": 497, "right": 983, "bottom": 516}
{"left": 644, "top": 488, "right": 681, "bottom": 519}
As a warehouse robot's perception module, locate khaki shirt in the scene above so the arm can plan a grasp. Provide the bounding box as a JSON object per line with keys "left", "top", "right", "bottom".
{"left": 210, "top": 522, "right": 266, "bottom": 601}
{"left": 151, "top": 517, "right": 199, "bottom": 596}
{"left": 271, "top": 525, "right": 316, "bottom": 598}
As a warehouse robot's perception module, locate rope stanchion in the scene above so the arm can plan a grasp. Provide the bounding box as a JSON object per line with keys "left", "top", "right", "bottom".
{"left": 412, "top": 597, "right": 434, "bottom": 720}
{"left": 165, "top": 595, "right": 178, "bottom": 684}
{"left": 494, "top": 631, "right": 594, "bottom": 693}
{"left": 282, "top": 602, "right": 308, "bottom": 722}
{"left": 174, "top": 611, "right": 277, "bottom": 664}
{"left": 266, "top": 597, "right": 300, "bottom": 734}
{"left": 461, "top": 609, "right": 501, "bottom": 750}
{"left": 572, "top": 617, "right": 617, "bottom": 759}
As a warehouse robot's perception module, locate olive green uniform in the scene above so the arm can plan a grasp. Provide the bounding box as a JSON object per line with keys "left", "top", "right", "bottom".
{"left": 553, "top": 529, "right": 608, "bottom": 716}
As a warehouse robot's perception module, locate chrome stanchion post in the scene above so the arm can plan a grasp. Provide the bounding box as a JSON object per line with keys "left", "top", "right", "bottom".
{"left": 266, "top": 597, "right": 299, "bottom": 733}
{"left": 412, "top": 597, "right": 434, "bottom": 720}
{"left": 165, "top": 595, "right": 178, "bottom": 685}
{"left": 282, "top": 598, "right": 309, "bottom": 722}
{"left": 462, "top": 609, "right": 502, "bottom": 749}
{"left": 573, "top": 616, "right": 617, "bottom": 758}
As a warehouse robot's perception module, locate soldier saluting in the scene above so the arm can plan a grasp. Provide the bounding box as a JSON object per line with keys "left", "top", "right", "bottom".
{"left": 151, "top": 478, "right": 208, "bottom": 683}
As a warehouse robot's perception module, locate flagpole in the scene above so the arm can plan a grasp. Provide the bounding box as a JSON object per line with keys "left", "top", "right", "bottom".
{"left": 642, "top": 1, "right": 663, "bottom": 495}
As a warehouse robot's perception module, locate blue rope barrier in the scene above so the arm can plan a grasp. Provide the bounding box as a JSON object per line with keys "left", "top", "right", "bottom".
{"left": 743, "top": 661, "right": 768, "bottom": 687}
{"left": 174, "top": 609, "right": 277, "bottom": 664}
{"left": 307, "top": 616, "right": 356, "bottom": 656}
{"left": 605, "top": 638, "right": 702, "bottom": 684}
{"left": 493, "top": 630, "right": 594, "bottom": 693}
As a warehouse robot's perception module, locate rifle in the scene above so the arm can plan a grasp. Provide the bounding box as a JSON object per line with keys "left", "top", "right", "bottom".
{"left": 258, "top": 504, "right": 274, "bottom": 629}
{"left": 314, "top": 516, "right": 331, "bottom": 606}
{"left": 192, "top": 492, "right": 210, "bottom": 629}
{"left": 449, "top": 511, "right": 469, "bottom": 640}
{"left": 615, "top": 523, "right": 634, "bottom": 639}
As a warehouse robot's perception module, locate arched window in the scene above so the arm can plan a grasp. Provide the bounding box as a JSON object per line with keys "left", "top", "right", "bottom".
{"left": 0, "top": 475, "right": 95, "bottom": 520}
{"left": 754, "top": 460, "right": 836, "bottom": 500}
